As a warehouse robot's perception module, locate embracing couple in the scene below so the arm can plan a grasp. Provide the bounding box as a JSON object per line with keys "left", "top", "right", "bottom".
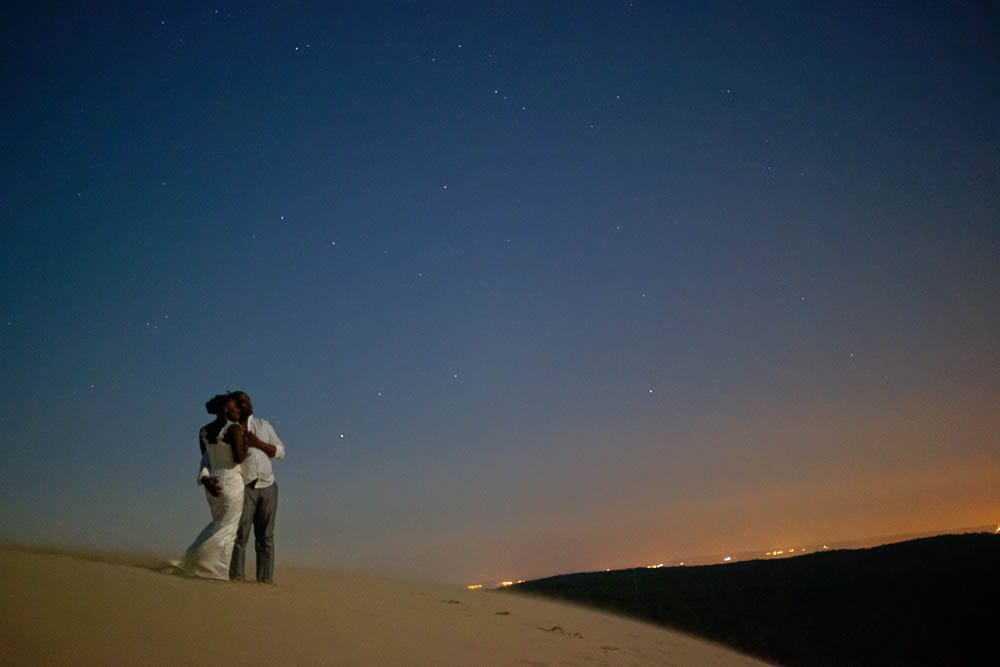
{"left": 180, "top": 390, "right": 285, "bottom": 583}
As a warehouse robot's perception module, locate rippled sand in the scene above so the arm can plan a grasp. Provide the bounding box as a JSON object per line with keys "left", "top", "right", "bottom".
{"left": 0, "top": 546, "right": 767, "bottom": 665}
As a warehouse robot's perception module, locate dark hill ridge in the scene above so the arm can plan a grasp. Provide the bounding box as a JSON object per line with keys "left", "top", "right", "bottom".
{"left": 509, "top": 532, "right": 999, "bottom": 666}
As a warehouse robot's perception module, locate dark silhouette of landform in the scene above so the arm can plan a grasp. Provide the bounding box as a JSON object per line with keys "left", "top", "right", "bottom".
{"left": 509, "top": 532, "right": 998, "bottom": 666}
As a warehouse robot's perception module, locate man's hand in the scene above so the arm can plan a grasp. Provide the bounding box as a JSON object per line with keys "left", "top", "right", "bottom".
{"left": 244, "top": 431, "right": 278, "bottom": 458}
{"left": 203, "top": 476, "right": 222, "bottom": 497}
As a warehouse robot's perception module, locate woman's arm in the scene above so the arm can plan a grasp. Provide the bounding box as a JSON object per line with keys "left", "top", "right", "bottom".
{"left": 228, "top": 423, "right": 248, "bottom": 463}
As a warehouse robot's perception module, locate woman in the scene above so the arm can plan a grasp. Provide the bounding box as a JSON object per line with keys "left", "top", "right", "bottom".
{"left": 181, "top": 393, "right": 248, "bottom": 580}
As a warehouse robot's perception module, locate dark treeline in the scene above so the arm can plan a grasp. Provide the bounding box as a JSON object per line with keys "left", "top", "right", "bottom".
{"left": 509, "top": 533, "right": 999, "bottom": 666}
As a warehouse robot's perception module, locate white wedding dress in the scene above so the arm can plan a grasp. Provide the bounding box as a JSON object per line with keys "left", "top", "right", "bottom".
{"left": 182, "top": 422, "right": 245, "bottom": 580}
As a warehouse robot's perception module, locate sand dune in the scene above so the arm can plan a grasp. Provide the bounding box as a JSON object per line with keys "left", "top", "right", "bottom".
{"left": 0, "top": 547, "right": 766, "bottom": 665}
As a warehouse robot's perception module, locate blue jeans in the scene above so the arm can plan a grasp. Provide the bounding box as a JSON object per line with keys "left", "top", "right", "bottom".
{"left": 229, "top": 481, "right": 278, "bottom": 583}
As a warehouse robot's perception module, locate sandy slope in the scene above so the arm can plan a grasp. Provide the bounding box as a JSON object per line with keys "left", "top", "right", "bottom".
{"left": 0, "top": 547, "right": 766, "bottom": 666}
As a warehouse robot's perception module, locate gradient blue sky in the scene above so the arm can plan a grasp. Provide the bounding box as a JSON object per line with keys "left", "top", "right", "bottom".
{"left": 2, "top": 1, "right": 997, "bottom": 584}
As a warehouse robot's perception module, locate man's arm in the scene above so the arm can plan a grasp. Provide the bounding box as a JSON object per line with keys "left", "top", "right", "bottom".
{"left": 246, "top": 420, "right": 285, "bottom": 459}
{"left": 197, "top": 435, "right": 211, "bottom": 484}
{"left": 197, "top": 431, "right": 221, "bottom": 496}
{"left": 197, "top": 457, "right": 211, "bottom": 483}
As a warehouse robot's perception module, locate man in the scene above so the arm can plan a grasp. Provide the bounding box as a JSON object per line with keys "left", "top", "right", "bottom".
{"left": 226, "top": 390, "right": 285, "bottom": 584}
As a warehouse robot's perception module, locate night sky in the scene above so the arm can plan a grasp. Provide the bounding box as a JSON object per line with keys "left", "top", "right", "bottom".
{"left": 2, "top": 2, "right": 997, "bottom": 585}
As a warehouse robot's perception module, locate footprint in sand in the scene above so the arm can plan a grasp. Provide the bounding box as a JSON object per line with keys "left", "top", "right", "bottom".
{"left": 537, "top": 625, "right": 583, "bottom": 639}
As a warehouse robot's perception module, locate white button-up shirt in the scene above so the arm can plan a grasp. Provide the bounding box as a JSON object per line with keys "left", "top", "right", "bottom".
{"left": 240, "top": 415, "right": 285, "bottom": 488}
{"left": 198, "top": 415, "right": 285, "bottom": 487}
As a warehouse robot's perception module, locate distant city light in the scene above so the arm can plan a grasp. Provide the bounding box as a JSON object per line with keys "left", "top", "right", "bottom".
{"left": 481, "top": 530, "right": 986, "bottom": 586}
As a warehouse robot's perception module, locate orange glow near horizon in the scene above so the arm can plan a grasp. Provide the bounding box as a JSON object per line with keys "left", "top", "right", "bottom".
{"left": 472, "top": 524, "right": 994, "bottom": 587}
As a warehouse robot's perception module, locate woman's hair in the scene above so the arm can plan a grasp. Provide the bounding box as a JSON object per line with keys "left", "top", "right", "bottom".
{"left": 205, "top": 393, "right": 232, "bottom": 415}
